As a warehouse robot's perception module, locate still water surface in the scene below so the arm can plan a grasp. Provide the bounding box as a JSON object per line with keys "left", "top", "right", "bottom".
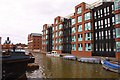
{"left": 26, "top": 53, "right": 119, "bottom": 78}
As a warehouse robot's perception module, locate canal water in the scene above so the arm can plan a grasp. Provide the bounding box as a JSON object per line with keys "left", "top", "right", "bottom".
{"left": 26, "top": 53, "right": 120, "bottom": 78}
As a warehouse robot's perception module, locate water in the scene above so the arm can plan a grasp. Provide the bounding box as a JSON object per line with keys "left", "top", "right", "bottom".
{"left": 26, "top": 53, "right": 120, "bottom": 78}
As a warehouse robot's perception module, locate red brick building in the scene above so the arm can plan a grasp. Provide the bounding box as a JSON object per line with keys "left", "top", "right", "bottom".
{"left": 16, "top": 43, "right": 27, "bottom": 49}
{"left": 42, "top": 0, "right": 120, "bottom": 59}
{"left": 52, "top": 16, "right": 64, "bottom": 54}
{"left": 114, "top": 0, "right": 120, "bottom": 59}
{"left": 28, "top": 33, "right": 42, "bottom": 52}
{"left": 42, "top": 24, "right": 53, "bottom": 53}
{"left": 71, "top": 2, "right": 93, "bottom": 57}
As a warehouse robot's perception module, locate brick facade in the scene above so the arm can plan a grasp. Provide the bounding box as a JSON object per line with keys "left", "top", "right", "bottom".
{"left": 42, "top": 0, "right": 120, "bottom": 58}
{"left": 28, "top": 33, "right": 42, "bottom": 52}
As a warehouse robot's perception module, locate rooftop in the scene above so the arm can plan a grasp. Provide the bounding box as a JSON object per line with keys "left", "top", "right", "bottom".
{"left": 29, "top": 33, "right": 42, "bottom": 37}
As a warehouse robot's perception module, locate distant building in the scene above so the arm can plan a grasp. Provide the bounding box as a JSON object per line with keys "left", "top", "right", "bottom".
{"left": 28, "top": 33, "right": 42, "bottom": 52}
{"left": 15, "top": 43, "right": 27, "bottom": 49}
{"left": 2, "top": 37, "right": 14, "bottom": 50}
{"left": 0, "top": 37, "right": 2, "bottom": 52}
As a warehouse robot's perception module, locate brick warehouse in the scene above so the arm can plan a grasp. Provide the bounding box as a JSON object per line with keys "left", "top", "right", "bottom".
{"left": 42, "top": 0, "right": 120, "bottom": 59}
{"left": 28, "top": 33, "right": 42, "bottom": 52}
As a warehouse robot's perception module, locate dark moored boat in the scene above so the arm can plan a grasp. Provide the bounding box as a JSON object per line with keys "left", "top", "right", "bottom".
{"left": 101, "top": 59, "right": 120, "bottom": 73}
{"left": 1, "top": 50, "right": 35, "bottom": 80}
{"left": 1, "top": 37, "right": 35, "bottom": 80}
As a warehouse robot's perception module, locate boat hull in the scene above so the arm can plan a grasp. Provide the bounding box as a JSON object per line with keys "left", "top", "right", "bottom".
{"left": 78, "top": 58, "right": 100, "bottom": 64}
{"left": 2, "top": 52, "right": 35, "bottom": 80}
{"left": 101, "top": 60, "right": 120, "bottom": 73}
{"left": 63, "top": 56, "right": 77, "bottom": 60}
{"left": 2, "top": 58, "right": 29, "bottom": 80}
{"left": 46, "top": 54, "right": 60, "bottom": 57}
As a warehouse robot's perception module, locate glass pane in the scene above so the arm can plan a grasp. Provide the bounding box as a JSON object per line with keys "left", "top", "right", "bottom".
{"left": 84, "top": 12, "right": 91, "bottom": 21}
{"left": 116, "top": 28, "right": 120, "bottom": 38}
{"left": 116, "top": 42, "right": 120, "bottom": 52}
{"left": 115, "top": 14, "right": 120, "bottom": 24}
{"left": 114, "top": 0, "right": 120, "bottom": 10}
{"left": 77, "top": 7, "right": 82, "bottom": 14}
{"left": 78, "top": 16, "right": 82, "bottom": 23}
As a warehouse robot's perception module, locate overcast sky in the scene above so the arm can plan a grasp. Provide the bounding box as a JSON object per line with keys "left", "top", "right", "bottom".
{"left": 0, "top": 0, "right": 97, "bottom": 44}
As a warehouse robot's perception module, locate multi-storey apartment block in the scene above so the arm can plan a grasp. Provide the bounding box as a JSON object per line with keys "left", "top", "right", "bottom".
{"left": 42, "top": 17, "right": 71, "bottom": 54}
{"left": 114, "top": 0, "right": 120, "bottom": 59}
{"left": 42, "top": 24, "right": 53, "bottom": 52}
{"left": 52, "top": 16, "right": 71, "bottom": 54}
{"left": 28, "top": 33, "right": 42, "bottom": 52}
{"left": 71, "top": 2, "right": 93, "bottom": 57}
{"left": 92, "top": 1, "right": 115, "bottom": 57}
{"left": 42, "top": 0, "right": 120, "bottom": 58}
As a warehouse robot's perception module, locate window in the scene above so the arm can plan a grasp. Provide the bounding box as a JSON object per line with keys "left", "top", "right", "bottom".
{"left": 77, "top": 7, "right": 82, "bottom": 14}
{"left": 116, "top": 28, "right": 120, "bottom": 38}
{"left": 84, "top": 12, "right": 91, "bottom": 21}
{"left": 85, "top": 22, "right": 92, "bottom": 30}
{"left": 59, "top": 24, "right": 63, "bottom": 29}
{"left": 94, "top": 12, "right": 96, "bottom": 19}
{"left": 95, "top": 22, "right": 97, "bottom": 29}
{"left": 72, "top": 27, "right": 76, "bottom": 33}
{"left": 78, "top": 16, "right": 82, "bottom": 23}
{"left": 100, "top": 9, "right": 103, "bottom": 17}
{"left": 108, "top": 18, "right": 110, "bottom": 24}
{"left": 78, "top": 25, "right": 82, "bottom": 32}
{"left": 101, "top": 31, "right": 104, "bottom": 39}
{"left": 108, "top": 30, "right": 111, "bottom": 39}
{"left": 105, "top": 31, "right": 108, "bottom": 39}
{"left": 105, "top": 19, "right": 107, "bottom": 25}
{"left": 109, "top": 43, "right": 111, "bottom": 51}
{"left": 96, "top": 44, "right": 98, "bottom": 51}
{"left": 78, "top": 34, "right": 82, "bottom": 41}
{"left": 108, "top": 18, "right": 110, "bottom": 27}
{"left": 104, "top": 8, "right": 107, "bottom": 16}
{"left": 85, "top": 33, "right": 92, "bottom": 41}
{"left": 98, "top": 10, "right": 100, "bottom": 16}
{"left": 99, "top": 43, "right": 101, "bottom": 51}
{"left": 78, "top": 44, "right": 82, "bottom": 51}
{"left": 102, "top": 43, "right": 104, "bottom": 51}
{"left": 56, "top": 20, "right": 58, "bottom": 24}
{"left": 72, "top": 35, "right": 76, "bottom": 42}
{"left": 72, "top": 18, "right": 75, "bottom": 25}
{"left": 107, "top": 7, "right": 109, "bottom": 15}
{"left": 116, "top": 42, "right": 120, "bottom": 52}
{"left": 112, "top": 4, "right": 114, "bottom": 11}
{"left": 112, "top": 16, "right": 115, "bottom": 25}
{"left": 114, "top": 0, "right": 120, "bottom": 10}
{"left": 113, "top": 29, "right": 116, "bottom": 38}
{"left": 85, "top": 43, "right": 92, "bottom": 51}
{"left": 101, "top": 20, "right": 103, "bottom": 28}
{"left": 59, "top": 31, "right": 63, "bottom": 36}
{"left": 106, "top": 43, "right": 108, "bottom": 51}
{"left": 98, "top": 10, "right": 100, "bottom": 18}
{"left": 99, "top": 32, "right": 101, "bottom": 40}
{"left": 98, "top": 21, "right": 100, "bottom": 29}
{"left": 72, "top": 44, "right": 76, "bottom": 51}
{"left": 115, "top": 13, "right": 120, "bottom": 24}
{"left": 105, "top": 19, "right": 107, "bottom": 28}
{"left": 95, "top": 32, "right": 98, "bottom": 40}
